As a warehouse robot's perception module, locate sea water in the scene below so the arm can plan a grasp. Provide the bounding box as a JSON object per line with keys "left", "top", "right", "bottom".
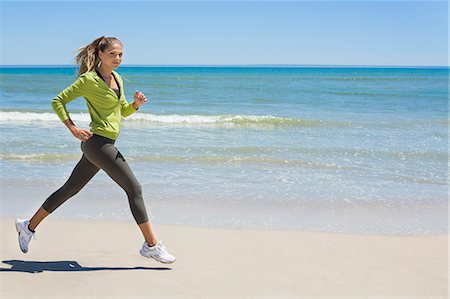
{"left": 0, "top": 66, "right": 448, "bottom": 235}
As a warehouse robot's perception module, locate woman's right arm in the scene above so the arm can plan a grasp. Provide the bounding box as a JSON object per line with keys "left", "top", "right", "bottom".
{"left": 63, "top": 118, "right": 93, "bottom": 141}
{"left": 52, "top": 75, "right": 92, "bottom": 141}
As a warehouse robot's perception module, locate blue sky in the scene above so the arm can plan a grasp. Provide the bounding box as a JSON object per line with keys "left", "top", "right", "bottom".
{"left": 0, "top": 1, "right": 447, "bottom": 66}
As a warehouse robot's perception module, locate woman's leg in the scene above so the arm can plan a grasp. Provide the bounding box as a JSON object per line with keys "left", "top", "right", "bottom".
{"left": 28, "top": 207, "right": 49, "bottom": 232}
{"left": 138, "top": 221, "right": 158, "bottom": 246}
{"left": 30, "top": 154, "right": 100, "bottom": 231}
{"left": 81, "top": 136, "right": 158, "bottom": 246}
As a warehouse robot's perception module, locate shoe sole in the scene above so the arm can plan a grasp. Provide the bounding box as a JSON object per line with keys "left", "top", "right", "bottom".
{"left": 139, "top": 249, "right": 176, "bottom": 264}
{"left": 15, "top": 219, "right": 28, "bottom": 253}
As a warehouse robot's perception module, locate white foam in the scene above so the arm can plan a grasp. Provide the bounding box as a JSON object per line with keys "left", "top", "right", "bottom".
{"left": 0, "top": 111, "right": 91, "bottom": 123}
{"left": 127, "top": 113, "right": 296, "bottom": 124}
{"left": 0, "top": 111, "right": 306, "bottom": 127}
{"left": 129, "top": 113, "right": 220, "bottom": 124}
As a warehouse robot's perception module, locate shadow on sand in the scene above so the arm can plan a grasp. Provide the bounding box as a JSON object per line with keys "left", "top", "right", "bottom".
{"left": 0, "top": 260, "right": 171, "bottom": 273}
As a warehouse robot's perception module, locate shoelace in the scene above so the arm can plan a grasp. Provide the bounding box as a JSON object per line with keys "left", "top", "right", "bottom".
{"left": 148, "top": 242, "right": 167, "bottom": 255}
{"left": 156, "top": 243, "right": 166, "bottom": 253}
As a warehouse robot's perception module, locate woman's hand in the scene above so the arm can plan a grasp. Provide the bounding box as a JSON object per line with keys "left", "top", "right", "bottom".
{"left": 63, "top": 118, "right": 93, "bottom": 141}
{"left": 70, "top": 126, "right": 93, "bottom": 141}
{"left": 133, "top": 90, "right": 148, "bottom": 109}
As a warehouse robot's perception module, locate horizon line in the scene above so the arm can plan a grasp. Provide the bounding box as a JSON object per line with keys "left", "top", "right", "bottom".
{"left": 0, "top": 64, "right": 448, "bottom": 69}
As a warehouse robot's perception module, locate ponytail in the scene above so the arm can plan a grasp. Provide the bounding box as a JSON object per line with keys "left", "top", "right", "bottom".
{"left": 72, "top": 36, "right": 122, "bottom": 76}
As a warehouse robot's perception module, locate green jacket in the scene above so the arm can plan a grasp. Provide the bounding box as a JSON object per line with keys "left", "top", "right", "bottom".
{"left": 51, "top": 69, "right": 138, "bottom": 140}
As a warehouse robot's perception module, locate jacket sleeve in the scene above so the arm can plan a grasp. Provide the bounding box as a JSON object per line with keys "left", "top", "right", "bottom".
{"left": 51, "top": 75, "right": 87, "bottom": 122}
{"left": 120, "top": 96, "right": 138, "bottom": 118}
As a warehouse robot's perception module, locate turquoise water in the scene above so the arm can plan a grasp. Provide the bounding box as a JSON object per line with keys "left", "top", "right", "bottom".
{"left": 0, "top": 66, "right": 448, "bottom": 234}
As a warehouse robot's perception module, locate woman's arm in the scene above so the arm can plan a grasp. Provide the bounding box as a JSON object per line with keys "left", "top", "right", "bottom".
{"left": 63, "top": 118, "right": 93, "bottom": 141}
{"left": 52, "top": 75, "right": 87, "bottom": 123}
{"left": 52, "top": 74, "right": 92, "bottom": 141}
{"left": 120, "top": 91, "right": 147, "bottom": 117}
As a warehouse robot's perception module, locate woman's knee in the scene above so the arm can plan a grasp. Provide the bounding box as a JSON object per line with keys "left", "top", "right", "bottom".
{"left": 127, "top": 181, "right": 143, "bottom": 198}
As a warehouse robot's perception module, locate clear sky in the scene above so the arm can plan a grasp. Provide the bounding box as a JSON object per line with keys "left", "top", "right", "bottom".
{"left": 0, "top": 0, "right": 448, "bottom": 66}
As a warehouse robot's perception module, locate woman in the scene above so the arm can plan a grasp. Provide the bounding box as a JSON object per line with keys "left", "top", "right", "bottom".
{"left": 15, "top": 36, "right": 176, "bottom": 264}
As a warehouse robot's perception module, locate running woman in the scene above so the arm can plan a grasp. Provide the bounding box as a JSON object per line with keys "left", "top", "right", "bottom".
{"left": 15, "top": 36, "right": 176, "bottom": 264}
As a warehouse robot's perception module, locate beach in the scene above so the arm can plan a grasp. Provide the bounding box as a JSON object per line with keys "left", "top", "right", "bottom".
{"left": 1, "top": 217, "right": 447, "bottom": 298}
{"left": 0, "top": 66, "right": 448, "bottom": 297}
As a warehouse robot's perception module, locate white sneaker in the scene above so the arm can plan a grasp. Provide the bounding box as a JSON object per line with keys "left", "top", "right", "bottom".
{"left": 139, "top": 240, "right": 176, "bottom": 264}
{"left": 15, "top": 219, "right": 36, "bottom": 253}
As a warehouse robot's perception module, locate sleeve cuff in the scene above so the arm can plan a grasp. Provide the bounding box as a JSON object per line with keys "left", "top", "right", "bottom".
{"left": 122, "top": 102, "right": 138, "bottom": 117}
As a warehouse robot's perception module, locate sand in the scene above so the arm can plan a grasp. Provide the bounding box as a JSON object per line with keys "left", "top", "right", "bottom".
{"left": 0, "top": 217, "right": 447, "bottom": 298}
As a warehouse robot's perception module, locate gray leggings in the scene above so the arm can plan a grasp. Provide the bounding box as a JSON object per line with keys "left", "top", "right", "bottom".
{"left": 41, "top": 134, "right": 149, "bottom": 224}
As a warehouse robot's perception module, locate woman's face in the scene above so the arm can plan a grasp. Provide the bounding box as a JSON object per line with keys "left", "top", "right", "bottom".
{"left": 99, "top": 43, "right": 123, "bottom": 70}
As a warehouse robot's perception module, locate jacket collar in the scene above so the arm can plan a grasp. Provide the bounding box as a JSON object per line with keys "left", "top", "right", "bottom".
{"left": 91, "top": 68, "right": 122, "bottom": 98}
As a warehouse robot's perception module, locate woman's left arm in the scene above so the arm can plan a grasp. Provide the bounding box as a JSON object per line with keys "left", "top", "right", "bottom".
{"left": 120, "top": 90, "right": 148, "bottom": 117}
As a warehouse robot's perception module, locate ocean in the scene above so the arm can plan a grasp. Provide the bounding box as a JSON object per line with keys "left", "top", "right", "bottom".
{"left": 0, "top": 66, "right": 448, "bottom": 235}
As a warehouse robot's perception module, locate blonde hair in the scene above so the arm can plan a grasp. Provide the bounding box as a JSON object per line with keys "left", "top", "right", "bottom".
{"left": 72, "top": 36, "right": 122, "bottom": 76}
